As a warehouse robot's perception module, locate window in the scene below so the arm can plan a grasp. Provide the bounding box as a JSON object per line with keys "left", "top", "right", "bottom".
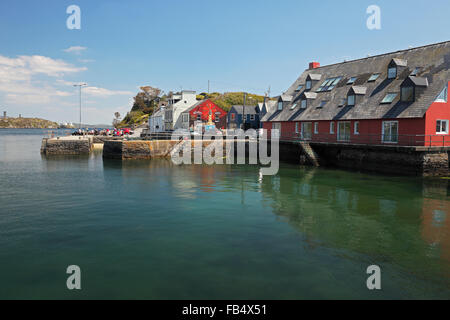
{"left": 295, "top": 122, "right": 299, "bottom": 134}
{"left": 182, "top": 113, "right": 189, "bottom": 122}
{"left": 368, "top": 73, "right": 380, "bottom": 82}
{"left": 354, "top": 121, "right": 360, "bottom": 135}
{"left": 231, "top": 113, "right": 235, "bottom": 120}
{"left": 250, "top": 114, "right": 255, "bottom": 121}
{"left": 277, "top": 101, "right": 283, "bottom": 110}
{"left": 306, "top": 80, "right": 312, "bottom": 90}
{"left": 197, "top": 114, "right": 201, "bottom": 121}
{"left": 436, "top": 120, "right": 449, "bottom": 134}
{"left": 318, "top": 101, "right": 327, "bottom": 108}
{"left": 381, "top": 93, "right": 398, "bottom": 104}
{"left": 337, "top": 122, "right": 351, "bottom": 141}
{"left": 338, "top": 98, "right": 346, "bottom": 107}
{"left": 410, "top": 67, "right": 421, "bottom": 76}
{"left": 347, "top": 77, "right": 357, "bottom": 85}
{"left": 314, "top": 122, "right": 319, "bottom": 134}
{"left": 317, "top": 77, "right": 342, "bottom": 92}
{"left": 348, "top": 94, "right": 355, "bottom": 106}
{"left": 301, "top": 99, "right": 307, "bottom": 109}
{"left": 290, "top": 103, "right": 298, "bottom": 110}
{"left": 215, "top": 113, "right": 220, "bottom": 122}
{"left": 330, "top": 122, "right": 335, "bottom": 134}
{"left": 295, "top": 85, "right": 303, "bottom": 91}
{"left": 272, "top": 122, "right": 281, "bottom": 138}
{"left": 388, "top": 67, "right": 397, "bottom": 79}
{"left": 435, "top": 84, "right": 448, "bottom": 102}
{"left": 401, "top": 86, "right": 414, "bottom": 102}
{"left": 382, "top": 121, "right": 398, "bottom": 143}
{"left": 301, "top": 122, "right": 312, "bottom": 140}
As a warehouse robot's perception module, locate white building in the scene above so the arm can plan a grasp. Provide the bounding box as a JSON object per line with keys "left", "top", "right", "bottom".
{"left": 148, "top": 106, "right": 166, "bottom": 133}
{"left": 164, "top": 90, "right": 198, "bottom": 131}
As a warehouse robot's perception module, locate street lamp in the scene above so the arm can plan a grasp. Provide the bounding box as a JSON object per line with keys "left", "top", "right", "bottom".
{"left": 73, "top": 83, "right": 87, "bottom": 129}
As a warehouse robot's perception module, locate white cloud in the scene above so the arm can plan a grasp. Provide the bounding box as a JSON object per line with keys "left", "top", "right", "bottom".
{"left": 83, "top": 86, "right": 133, "bottom": 97}
{"left": 63, "top": 46, "right": 87, "bottom": 54}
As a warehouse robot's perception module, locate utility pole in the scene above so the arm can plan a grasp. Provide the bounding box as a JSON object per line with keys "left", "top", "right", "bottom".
{"left": 242, "top": 92, "right": 247, "bottom": 130}
{"left": 73, "top": 83, "right": 87, "bottom": 129}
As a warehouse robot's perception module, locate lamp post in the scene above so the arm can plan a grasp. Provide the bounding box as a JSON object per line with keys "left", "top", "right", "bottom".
{"left": 73, "top": 83, "right": 87, "bottom": 129}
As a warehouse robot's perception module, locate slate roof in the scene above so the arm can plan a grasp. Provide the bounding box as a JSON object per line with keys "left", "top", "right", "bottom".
{"left": 230, "top": 105, "right": 259, "bottom": 115}
{"left": 265, "top": 41, "right": 450, "bottom": 122}
{"left": 260, "top": 100, "right": 277, "bottom": 122}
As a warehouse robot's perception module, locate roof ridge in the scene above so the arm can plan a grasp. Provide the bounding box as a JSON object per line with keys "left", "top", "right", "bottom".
{"left": 308, "top": 40, "right": 450, "bottom": 70}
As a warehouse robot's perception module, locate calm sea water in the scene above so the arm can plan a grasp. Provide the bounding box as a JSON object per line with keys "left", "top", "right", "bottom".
{"left": 0, "top": 128, "right": 449, "bottom": 299}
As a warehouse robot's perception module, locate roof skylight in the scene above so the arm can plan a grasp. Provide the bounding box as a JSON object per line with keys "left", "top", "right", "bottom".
{"left": 347, "top": 77, "right": 357, "bottom": 85}
{"left": 381, "top": 93, "right": 398, "bottom": 104}
{"left": 368, "top": 74, "right": 380, "bottom": 82}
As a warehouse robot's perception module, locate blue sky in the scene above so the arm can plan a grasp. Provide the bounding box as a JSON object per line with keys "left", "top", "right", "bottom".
{"left": 0, "top": 0, "right": 449, "bottom": 124}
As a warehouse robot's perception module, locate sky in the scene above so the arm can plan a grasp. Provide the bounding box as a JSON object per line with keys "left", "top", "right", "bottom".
{"left": 0, "top": 0, "right": 449, "bottom": 124}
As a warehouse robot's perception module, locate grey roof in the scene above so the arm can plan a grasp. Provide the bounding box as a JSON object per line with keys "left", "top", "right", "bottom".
{"left": 260, "top": 100, "right": 277, "bottom": 122}
{"left": 351, "top": 86, "right": 367, "bottom": 95}
{"left": 307, "top": 74, "right": 322, "bottom": 81}
{"left": 230, "top": 105, "right": 259, "bottom": 115}
{"left": 391, "top": 58, "right": 408, "bottom": 67}
{"left": 280, "top": 94, "right": 293, "bottom": 102}
{"left": 303, "top": 92, "right": 317, "bottom": 99}
{"left": 264, "top": 41, "right": 450, "bottom": 122}
{"left": 407, "top": 76, "right": 429, "bottom": 87}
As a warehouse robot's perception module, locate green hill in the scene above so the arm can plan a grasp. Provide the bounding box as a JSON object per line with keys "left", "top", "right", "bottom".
{"left": 0, "top": 117, "right": 59, "bottom": 129}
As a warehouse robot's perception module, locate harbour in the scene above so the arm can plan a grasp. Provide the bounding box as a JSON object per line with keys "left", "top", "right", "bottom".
{"left": 1, "top": 129, "right": 449, "bottom": 299}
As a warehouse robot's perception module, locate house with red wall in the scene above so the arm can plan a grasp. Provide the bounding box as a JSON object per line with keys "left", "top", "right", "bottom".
{"left": 262, "top": 41, "right": 450, "bottom": 146}
{"left": 179, "top": 99, "right": 227, "bottom": 131}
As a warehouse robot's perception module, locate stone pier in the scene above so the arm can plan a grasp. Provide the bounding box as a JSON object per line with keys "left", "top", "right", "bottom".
{"left": 41, "top": 136, "right": 93, "bottom": 155}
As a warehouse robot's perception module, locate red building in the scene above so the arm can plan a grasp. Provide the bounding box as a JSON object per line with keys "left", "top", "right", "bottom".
{"left": 262, "top": 41, "right": 450, "bottom": 147}
{"left": 180, "top": 99, "right": 227, "bottom": 130}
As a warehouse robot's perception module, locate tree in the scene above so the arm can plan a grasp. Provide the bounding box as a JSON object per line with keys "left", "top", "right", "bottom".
{"left": 113, "top": 112, "right": 121, "bottom": 128}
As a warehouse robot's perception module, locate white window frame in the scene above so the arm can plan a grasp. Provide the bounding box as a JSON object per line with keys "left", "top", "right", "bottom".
{"left": 277, "top": 101, "right": 283, "bottom": 111}
{"left": 301, "top": 122, "right": 312, "bottom": 140}
{"left": 337, "top": 121, "right": 351, "bottom": 142}
{"left": 382, "top": 121, "right": 399, "bottom": 144}
{"left": 330, "top": 122, "right": 335, "bottom": 134}
{"left": 354, "top": 121, "right": 360, "bottom": 135}
{"left": 436, "top": 120, "right": 449, "bottom": 134}
{"left": 314, "top": 122, "right": 319, "bottom": 134}
{"left": 295, "top": 122, "right": 299, "bottom": 134}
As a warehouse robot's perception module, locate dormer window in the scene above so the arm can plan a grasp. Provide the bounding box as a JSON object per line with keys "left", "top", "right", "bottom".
{"left": 400, "top": 76, "right": 428, "bottom": 103}
{"left": 401, "top": 86, "right": 414, "bottom": 102}
{"left": 347, "top": 95, "right": 355, "bottom": 106}
{"left": 306, "top": 80, "right": 312, "bottom": 90}
{"left": 388, "top": 67, "right": 397, "bottom": 79}
{"left": 388, "top": 58, "right": 407, "bottom": 79}
{"left": 301, "top": 99, "right": 307, "bottom": 109}
{"left": 277, "top": 101, "right": 283, "bottom": 110}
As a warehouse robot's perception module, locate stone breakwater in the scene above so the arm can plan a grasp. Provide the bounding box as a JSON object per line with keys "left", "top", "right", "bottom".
{"left": 41, "top": 136, "right": 93, "bottom": 155}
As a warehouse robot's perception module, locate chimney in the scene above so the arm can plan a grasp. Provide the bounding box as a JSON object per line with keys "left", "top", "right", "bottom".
{"left": 309, "top": 61, "right": 320, "bottom": 69}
